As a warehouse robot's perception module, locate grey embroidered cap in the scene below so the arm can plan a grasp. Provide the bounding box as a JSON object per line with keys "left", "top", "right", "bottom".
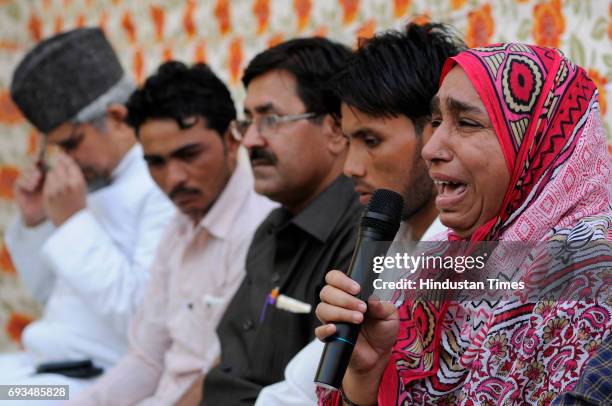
{"left": 10, "top": 27, "right": 124, "bottom": 133}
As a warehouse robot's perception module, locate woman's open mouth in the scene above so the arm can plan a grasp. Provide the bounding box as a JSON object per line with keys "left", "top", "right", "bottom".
{"left": 434, "top": 180, "right": 468, "bottom": 209}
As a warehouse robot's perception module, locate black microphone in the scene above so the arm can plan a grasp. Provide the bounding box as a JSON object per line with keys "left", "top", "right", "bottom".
{"left": 314, "top": 189, "right": 403, "bottom": 389}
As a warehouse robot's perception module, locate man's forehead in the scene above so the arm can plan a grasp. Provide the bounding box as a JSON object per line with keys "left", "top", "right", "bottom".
{"left": 244, "top": 69, "right": 302, "bottom": 113}
{"left": 141, "top": 119, "right": 219, "bottom": 150}
{"left": 45, "top": 121, "right": 80, "bottom": 143}
{"left": 341, "top": 105, "right": 409, "bottom": 135}
{"left": 340, "top": 106, "right": 362, "bottom": 133}
{"left": 341, "top": 107, "right": 416, "bottom": 142}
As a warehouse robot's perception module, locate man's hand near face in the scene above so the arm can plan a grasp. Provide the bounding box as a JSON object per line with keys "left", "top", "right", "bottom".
{"left": 43, "top": 153, "right": 87, "bottom": 226}
{"left": 14, "top": 165, "right": 47, "bottom": 227}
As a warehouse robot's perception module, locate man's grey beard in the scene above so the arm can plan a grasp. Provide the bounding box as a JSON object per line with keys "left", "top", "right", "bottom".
{"left": 86, "top": 175, "right": 112, "bottom": 193}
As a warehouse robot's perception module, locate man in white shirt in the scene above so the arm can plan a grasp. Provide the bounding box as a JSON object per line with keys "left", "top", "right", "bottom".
{"left": 255, "top": 22, "right": 465, "bottom": 405}
{"left": 71, "top": 61, "right": 276, "bottom": 406}
{"left": 1, "top": 28, "right": 175, "bottom": 396}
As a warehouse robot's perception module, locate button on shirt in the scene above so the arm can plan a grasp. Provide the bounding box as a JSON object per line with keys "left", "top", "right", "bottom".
{"left": 72, "top": 160, "right": 277, "bottom": 406}
{"left": 203, "top": 175, "right": 362, "bottom": 406}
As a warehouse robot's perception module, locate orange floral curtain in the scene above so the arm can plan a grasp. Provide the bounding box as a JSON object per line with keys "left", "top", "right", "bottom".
{"left": 0, "top": 0, "right": 610, "bottom": 351}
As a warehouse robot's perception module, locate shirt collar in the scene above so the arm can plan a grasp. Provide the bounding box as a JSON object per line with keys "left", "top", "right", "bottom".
{"left": 290, "top": 175, "right": 358, "bottom": 243}
{"left": 397, "top": 216, "right": 446, "bottom": 243}
{"left": 112, "top": 144, "right": 142, "bottom": 180}
{"left": 197, "top": 158, "right": 253, "bottom": 240}
{"left": 421, "top": 216, "right": 446, "bottom": 241}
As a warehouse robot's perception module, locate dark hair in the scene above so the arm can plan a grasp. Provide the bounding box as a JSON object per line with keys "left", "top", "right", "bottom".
{"left": 331, "top": 22, "right": 466, "bottom": 133}
{"left": 126, "top": 61, "right": 236, "bottom": 137}
{"left": 242, "top": 37, "right": 352, "bottom": 118}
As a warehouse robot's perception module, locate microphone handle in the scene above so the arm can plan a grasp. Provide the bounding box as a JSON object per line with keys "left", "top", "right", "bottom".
{"left": 315, "top": 229, "right": 394, "bottom": 389}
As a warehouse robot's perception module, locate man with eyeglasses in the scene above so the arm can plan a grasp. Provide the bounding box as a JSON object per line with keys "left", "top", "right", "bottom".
{"left": 201, "top": 38, "right": 362, "bottom": 405}
{"left": 2, "top": 28, "right": 174, "bottom": 395}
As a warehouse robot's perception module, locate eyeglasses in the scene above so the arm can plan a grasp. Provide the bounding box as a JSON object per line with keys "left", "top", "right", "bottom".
{"left": 230, "top": 112, "right": 319, "bottom": 140}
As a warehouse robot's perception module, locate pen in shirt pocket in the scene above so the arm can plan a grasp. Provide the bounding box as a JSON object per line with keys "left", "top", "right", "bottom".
{"left": 259, "top": 286, "right": 312, "bottom": 322}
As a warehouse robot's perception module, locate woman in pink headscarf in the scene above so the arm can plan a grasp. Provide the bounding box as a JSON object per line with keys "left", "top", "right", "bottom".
{"left": 315, "top": 43, "right": 612, "bottom": 405}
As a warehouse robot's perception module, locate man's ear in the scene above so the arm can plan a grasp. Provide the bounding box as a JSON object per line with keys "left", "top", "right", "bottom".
{"left": 222, "top": 125, "right": 241, "bottom": 161}
{"left": 324, "top": 114, "right": 347, "bottom": 155}
{"left": 106, "top": 103, "right": 128, "bottom": 130}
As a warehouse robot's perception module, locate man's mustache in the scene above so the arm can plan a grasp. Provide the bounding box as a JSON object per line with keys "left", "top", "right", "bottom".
{"left": 350, "top": 178, "right": 375, "bottom": 193}
{"left": 169, "top": 186, "right": 201, "bottom": 201}
{"left": 249, "top": 148, "right": 277, "bottom": 165}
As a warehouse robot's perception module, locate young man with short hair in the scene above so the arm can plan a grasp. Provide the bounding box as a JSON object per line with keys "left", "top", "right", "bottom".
{"left": 255, "top": 22, "right": 465, "bottom": 406}
{"left": 72, "top": 61, "right": 276, "bottom": 405}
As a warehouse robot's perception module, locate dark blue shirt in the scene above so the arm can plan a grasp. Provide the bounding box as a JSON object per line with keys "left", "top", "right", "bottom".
{"left": 552, "top": 334, "right": 612, "bottom": 406}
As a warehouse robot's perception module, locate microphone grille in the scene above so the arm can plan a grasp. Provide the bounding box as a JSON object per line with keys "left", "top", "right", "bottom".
{"left": 367, "top": 189, "right": 403, "bottom": 219}
{"left": 361, "top": 189, "right": 403, "bottom": 238}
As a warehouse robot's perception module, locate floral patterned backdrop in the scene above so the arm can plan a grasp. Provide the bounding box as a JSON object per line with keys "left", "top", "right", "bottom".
{"left": 0, "top": 0, "right": 610, "bottom": 351}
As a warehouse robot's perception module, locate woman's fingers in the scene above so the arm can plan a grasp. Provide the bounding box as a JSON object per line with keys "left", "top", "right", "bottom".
{"left": 325, "top": 270, "right": 361, "bottom": 295}
{"left": 315, "top": 323, "right": 336, "bottom": 341}
{"left": 319, "top": 284, "right": 366, "bottom": 312}
{"left": 315, "top": 301, "right": 364, "bottom": 325}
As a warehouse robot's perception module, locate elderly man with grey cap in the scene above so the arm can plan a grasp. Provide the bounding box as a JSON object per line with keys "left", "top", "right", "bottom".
{"left": 1, "top": 28, "right": 174, "bottom": 396}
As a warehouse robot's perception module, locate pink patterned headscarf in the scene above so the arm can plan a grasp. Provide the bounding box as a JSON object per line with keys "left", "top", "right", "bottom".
{"left": 443, "top": 43, "right": 609, "bottom": 243}
{"left": 318, "top": 43, "right": 612, "bottom": 406}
